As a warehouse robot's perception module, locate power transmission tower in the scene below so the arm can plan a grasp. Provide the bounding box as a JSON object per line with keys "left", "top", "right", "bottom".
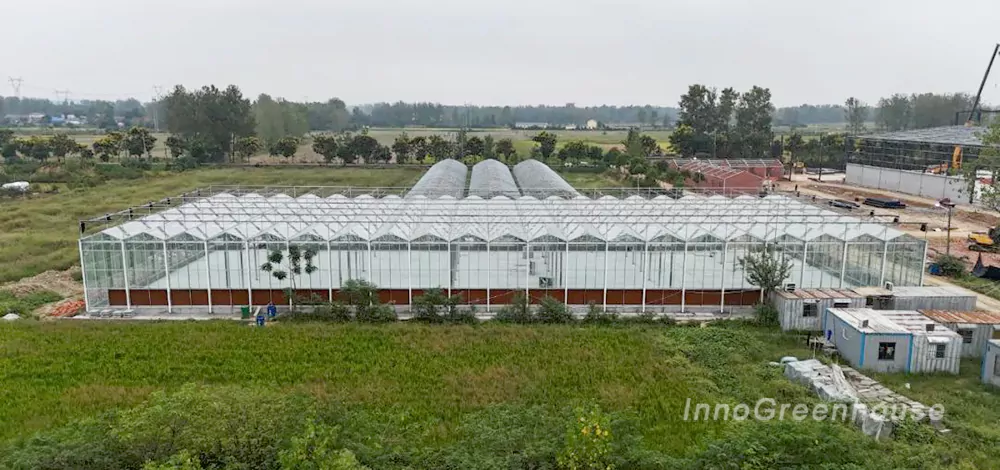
{"left": 152, "top": 85, "right": 164, "bottom": 131}
{"left": 8, "top": 77, "right": 23, "bottom": 98}
{"left": 54, "top": 89, "right": 71, "bottom": 104}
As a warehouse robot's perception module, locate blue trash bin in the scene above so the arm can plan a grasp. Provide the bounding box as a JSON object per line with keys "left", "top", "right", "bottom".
{"left": 267, "top": 303, "right": 277, "bottom": 319}
{"left": 256, "top": 313, "right": 266, "bottom": 327}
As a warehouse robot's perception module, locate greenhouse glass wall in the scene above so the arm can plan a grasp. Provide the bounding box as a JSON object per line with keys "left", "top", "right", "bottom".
{"left": 79, "top": 185, "right": 927, "bottom": 314}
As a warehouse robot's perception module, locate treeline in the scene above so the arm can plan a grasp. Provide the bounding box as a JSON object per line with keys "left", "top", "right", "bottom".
{"left": 774, "top": 92, "right": 979, "bottom": 131}
{"left": 353, "top": 102, "right": 678, "bottom": 128}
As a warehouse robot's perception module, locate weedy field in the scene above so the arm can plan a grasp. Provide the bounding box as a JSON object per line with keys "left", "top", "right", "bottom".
{"left": 3, "top": 320, "right": 996, "bottom": 469}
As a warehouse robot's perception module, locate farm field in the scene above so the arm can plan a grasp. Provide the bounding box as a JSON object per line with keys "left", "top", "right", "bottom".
{"left": 0, "top": 167, "right": 425, "bottom": 284}
{"left": 3, "top": 320, "right": 997, "bottom": 468}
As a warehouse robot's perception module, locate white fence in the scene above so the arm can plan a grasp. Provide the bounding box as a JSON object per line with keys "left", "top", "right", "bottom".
{"left": 845, "top": 164, "right": 974, "bottom": 203}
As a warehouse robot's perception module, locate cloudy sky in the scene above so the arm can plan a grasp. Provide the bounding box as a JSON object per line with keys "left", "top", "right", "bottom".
{"left": 4, "top": 0, "right": 1000, "bottom": 107}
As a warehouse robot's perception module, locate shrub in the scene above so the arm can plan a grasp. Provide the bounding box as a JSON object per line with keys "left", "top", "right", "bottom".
{"left": 120, "top": 157, "right": 153, "bottom": 171}
{"left": 167, "top": 156, "right": 200, "bottom": 172}
{"left": 536, "top": 296, "right": 574, "bottom": 324}
{"left": 618, "top": 312, "right": 676, "bottom": 326}
{"left": 752, "top": 303, "right": 779, "bottom": 327}
{"left": 412, "top": 288, "right": 459, "bottom": 323}
{"left": 582, "top": 302, "right": 618, "bottom": 325}
{"left": 445, "top": 305, "right": 479, "bottom": 325}
{"left": 279, "top": 420, "right": 368, "bottom": 470}
{"left": 0, "top": 289, "right": 62, "bottom": 317}
{"left": 935, "top": 254, "right": 967, "bottom": 277}
{"left": 281, "top": 302, "right": 352, "bottom": 323}
{"left": 356, "top": 303, "right": 396, "bottom": 324}
{"left": 495, "top": 292, "right": 534, "bottom": 324}
{"left": 557, "top": 404, "right": 615, "bottom": 470}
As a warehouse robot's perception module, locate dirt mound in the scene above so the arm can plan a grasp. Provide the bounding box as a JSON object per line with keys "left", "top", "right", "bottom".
{"left": 1, "top": 268, "right": 83, "bottom": 298}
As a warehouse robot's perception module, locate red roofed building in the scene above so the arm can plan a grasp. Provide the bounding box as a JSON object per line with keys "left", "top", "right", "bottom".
{"left": 667, "top": 158, "right": 784, "bottom": 181}
{"left": 671, "top": 161, "right": 764, "bottom": 195}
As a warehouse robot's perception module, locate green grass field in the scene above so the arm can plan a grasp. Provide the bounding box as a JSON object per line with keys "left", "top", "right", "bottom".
{"left": 4, "top": 320, "right": 995, "bottom": 468}
{"left": 0, "top": 167, "right": 425, "bottom": 284}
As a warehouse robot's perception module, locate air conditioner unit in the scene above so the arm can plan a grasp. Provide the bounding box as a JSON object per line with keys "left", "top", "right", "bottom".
{"left": 861, "top": 319, "right": 870, "bottom": 328}
{"left": 884, "top": 281, "right": 894, "bottom": 291}
{"left": 925, "top": 324, "right": 935, "bottom": 332}
{"left": 784, "top": 283, "right": 797, "bottom": 292}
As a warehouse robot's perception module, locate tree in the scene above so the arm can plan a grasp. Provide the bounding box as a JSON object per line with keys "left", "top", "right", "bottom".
{"left": 650, "top": 110, "right": 659, "bottom": 129}
{"left": 0, "top": 129, "right": 15, "bottom": 149}
{"left": 124, "top": 126, "right": 157, "bottom": 157}
{"left": 425, "top": 134, "right": 454, "bottom": 160}
{"left": 234, "top": 136, "right": 263, "bottom": 162}
{"left": 531, "top": 131, "right": 557, "bottom": 160}
{"left": 312, "top": 134, "right": 341, "bottom": 164}
{"left": 271, "top": 136, "right": 300, "bottom": 160}
{"left": 259, "top": 245, "right": 318, "bottom": 306}
{"left": 391, "top": 132, "right": 413, "bottom": 163}
{"left": 558, "top": 141, "right": 589, "bottom": 162}
{"left": 738, "top": 246, "right": 793, "bottom": 301}
{"left": 464, "top": 136, "right": 485, "bottom": 157}
{"left": 844, "top": 97, "right": 869, "bottom": 135}
{"left": 675, "top": 84, "right": 722, "bottom": 156}
{"left": 341, "top": 134, "right": 382, "bottom": 163}
{"left": 18, "top": 136, "right": 52, "bottom": 161}
{"left": 48, "top": 133, "right": 78, "bottom": 161}
{"left": 637, "top": 108, "right": 647, "bottom": 126}
{"left": 966, "top": 120, "right": 1000, "bottom": 204}
{"left": 162, "top": 84, "right": 255, "bottom": 162}
{"left": 734, "top": 86, "right": 774, "bottom": 158}
{"left": 495, "top": 138, "right": 516, "bottom": 160}
{"left": 165, "top": 135, "right": 187, "bottom": 158}
{"left": 482, "top": 134, "right": 496, "bottom": 160}
{"left": 254, "top": 94, "right": 309, "bottom": 146}
{"left": 875, "top": 94, "right": 912, "bottom": 131}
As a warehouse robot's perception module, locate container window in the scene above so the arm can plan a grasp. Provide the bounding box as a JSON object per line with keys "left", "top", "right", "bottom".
{"left": 934, "top": 344, "right": 946, "bottom": 359}
{"left": 995, "top": 356, "right": 1000, "bottom": 376}
{"left": 802, "top": 303, "right": 818, "bottom": 318}
{"left": 878, "top": 342, "right": 896, "bottom": 361}
{"left": 833, "top": 301, "right": 851, "bottom": 308}
{"left": 959, "top": 329, "right": 974, "bottom": 344}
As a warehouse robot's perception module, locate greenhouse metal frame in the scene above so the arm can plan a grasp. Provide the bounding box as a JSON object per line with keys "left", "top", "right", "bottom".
{"left": 78, "top": 186, "right": 927, "bottom": 314}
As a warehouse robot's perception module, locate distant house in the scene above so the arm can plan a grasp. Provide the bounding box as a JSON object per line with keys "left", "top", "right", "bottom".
{"left": 564, "top": 125, "right": 577, "bottom": 130}
{"left": 586, "top": 119, "right": 598, "bottom": 130}
{"left": 27, "top": 113, "right": 45, "bottom": 124}
{"left": 515, "top": 122, "right": 549, "bottom": 129}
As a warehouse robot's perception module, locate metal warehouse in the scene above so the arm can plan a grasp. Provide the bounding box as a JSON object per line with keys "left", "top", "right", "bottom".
{"left": 984, "top": 340, "right": 1000, "bottom": 388}
{"left": 77, "top": 159, "right": 927, "bottom": 314}
{"left": 769, "top": 288, "right": 866, "bottom": 331}
{"left": 853, "top": 285, "right": 978, "bottom": 311}
{"left": 823, "top": 308, "right": 961, "bottom": 374}
{"left": 919, "top": 310, "right": 1000, "bottom": 358}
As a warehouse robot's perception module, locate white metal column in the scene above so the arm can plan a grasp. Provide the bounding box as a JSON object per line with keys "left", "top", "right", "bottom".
{"left": 120, "top": 240, "right": 132, "bottom": 310}
{"left": 799, "top": 241, "right": 808, "bottom": 287}
{"left": 719, "top": 241, "right": 727, "bottom": 313}
{"left": 162, "top": 242, "right": 172, "bottom": 313}
{"left": 524, "top": 242, "right": 530, "bottom": 302}
{"left": 602, "top": 241, "right": 609, "bottom": 312}
{"left": 919, "top": 239, "right": 928, "bottom": 286}
{"left": 641, "top": 241, "right": 649, "bottom": 313}
{"left": 407, "top": 241, "right": 413, "bottom": 307}
{"left": 839, "top": 225, "right": 850, "bottom": 288}
{"left": 486, "top": 241, "right": 493, "bottom": 313}
{"left": 564, "top": 242, "right": 570, "bottom": 307}
{"left": 244, "top": 241, "right": 253, "bottom": 309}
{"left": 680, "top": 240, "right": 688, "bottom": 313}
{"left": 327, "top": 241, "right": 334, "bottom": 302}
{"left": 78, "top": 240, "right": 91, "bottom": 312}
{"left": 204, "top": 241, "right": 213, "bottom": 314}
{"left": 878, "top": 227, "right": 889, "bottom": 285}
{"left": 449, "top": 240, "right": 454, "bottom": 298}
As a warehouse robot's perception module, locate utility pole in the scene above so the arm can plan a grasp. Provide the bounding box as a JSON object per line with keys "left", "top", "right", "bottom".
{"left": 8, "top": 77, "right": 23, "bottom": 98}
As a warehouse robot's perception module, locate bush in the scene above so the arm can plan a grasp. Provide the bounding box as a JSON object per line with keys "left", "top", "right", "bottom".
{"left": 167, "top": 156, "right": 200, "bottom": 172}
{"left": 0, "top": 289, "right": 62, "bottom": 317}
{"left": 281, "top": 302, "right": 352, "bottom": 323}
{"left": 618, "top": 312, "right": 676, "bottom": 326}
{"left": 557, "top": 404, "right": 615, "bottom": 470}
{"left": 356, "top": 303, "right": 396, "bottom": 324}
{"left": 444, "top": 305, "right": 479, "bottom": 325}
{"left": 935, "top": 254, "right": 967, "bottom": 277}
{"left": 412, "top": 288, "right": 459, "bottom": 323}
{"left": 582, "top": 303, "right": 619, "bottom": 325}
{"left": 753, "top": 303, "right": 779, "bottom": 327}
{"left": 536, "top": 296, "right": 574, "bottom": 324}
{"left": 120, "top": 157, "right": 153, "bottom": 171}
{"left": 495, "top": 292, "right": 534, "bottom": 324}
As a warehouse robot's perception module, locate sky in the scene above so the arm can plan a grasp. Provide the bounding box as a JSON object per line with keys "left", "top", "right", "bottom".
{"left": 4, "top": 0, "right": 1000, "bottom": 108}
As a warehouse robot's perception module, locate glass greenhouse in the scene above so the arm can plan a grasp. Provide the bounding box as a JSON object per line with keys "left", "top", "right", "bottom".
{"left": 78, "top": 160, "right": 927, "bottom": 313}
